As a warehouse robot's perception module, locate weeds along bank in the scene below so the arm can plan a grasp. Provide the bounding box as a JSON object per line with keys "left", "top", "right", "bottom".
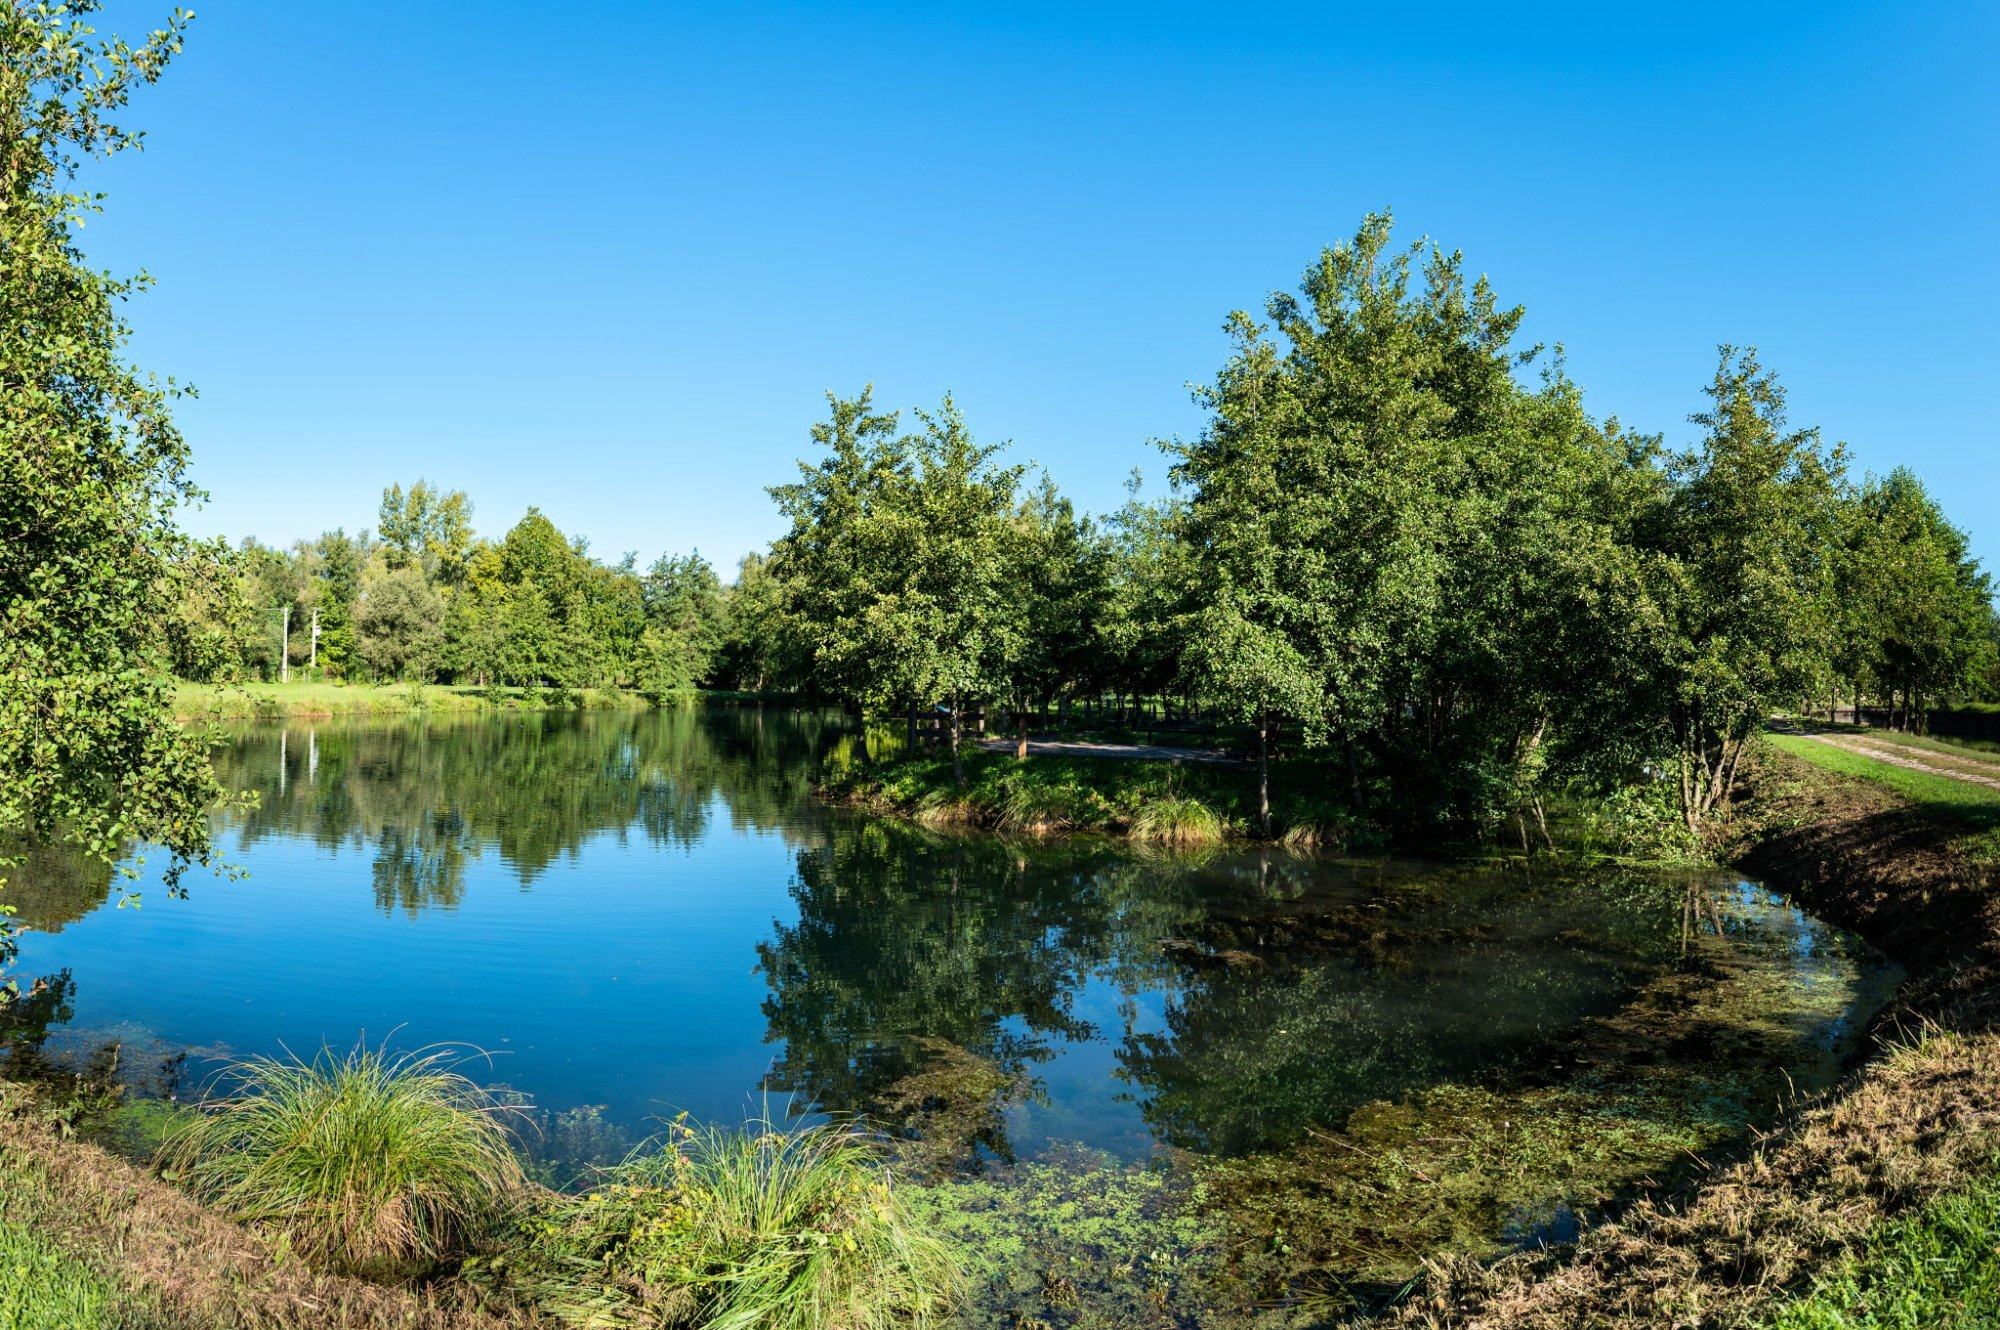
{"left": 818, "top": 744, "right": 1694, "bottom": 859}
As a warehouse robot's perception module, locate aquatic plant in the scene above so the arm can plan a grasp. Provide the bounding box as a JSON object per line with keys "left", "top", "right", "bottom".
{"left": 159, "top": 1044, "right": 524, "bottom": 1280}
{"left": 488, "top": 1116, "right": 963, "bottom": 1329}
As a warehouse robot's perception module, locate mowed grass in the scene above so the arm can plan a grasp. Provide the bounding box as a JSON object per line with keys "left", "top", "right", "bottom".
{"left": 1763, "top": 732, "right": 2000, "bottom": 838}
{"left": 0, "top": 1220, "right": 115, "bottom": 1330}
{"left": 1850, "top": 727, "right": 2000, "bottom": 768}
{"left": 173, "top": 681, "right": 650, "bottom": 720}
{"left": 1761, "top": 1157, "right": 2000, "bottom": 1328}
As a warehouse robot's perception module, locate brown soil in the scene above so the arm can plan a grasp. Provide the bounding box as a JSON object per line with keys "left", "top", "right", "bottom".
{"left": 1382, "top": 746, "right": 2000, "bottom": 1328}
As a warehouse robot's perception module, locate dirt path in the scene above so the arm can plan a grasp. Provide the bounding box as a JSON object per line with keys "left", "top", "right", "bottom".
{"left": 1792, "top": 727, "right": 2000, "bottom": 794}
{"left": 973, "top": 737, "right": 1243, "bottom": 766}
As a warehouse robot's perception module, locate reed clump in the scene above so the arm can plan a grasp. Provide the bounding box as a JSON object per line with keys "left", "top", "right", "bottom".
{"left": 159, "top": 1045, "right": 524, "bottom": 1281}
{"left": 1127, "top": 795, "right": 1226, "bottom": 847}
{"left": 485, "top": 1116, "right": 963, "bottom": 1329}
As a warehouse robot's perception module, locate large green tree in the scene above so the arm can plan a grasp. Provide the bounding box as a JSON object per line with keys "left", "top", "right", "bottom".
{"left": 2, "top": 3, "right": 219, "bottom": 994}
{"left": 1644, "top": 348, "right": 1845, "bottom": 833}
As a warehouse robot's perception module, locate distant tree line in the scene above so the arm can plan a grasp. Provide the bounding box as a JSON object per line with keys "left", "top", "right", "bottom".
{"left": 173, "top": 215, "right": 1997, "bottom": 840}
{"left": 168, "top": 482, "right": 753, "bottom": 704}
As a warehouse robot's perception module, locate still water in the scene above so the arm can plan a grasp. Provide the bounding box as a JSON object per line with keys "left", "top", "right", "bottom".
{"left": 4, "top": 708, "right": 1893, "bottom": 1216}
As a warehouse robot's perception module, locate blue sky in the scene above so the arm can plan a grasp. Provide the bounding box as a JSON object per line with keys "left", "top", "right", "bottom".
{"left": 84, "top": 2, "right": 1998, "bottom": 574}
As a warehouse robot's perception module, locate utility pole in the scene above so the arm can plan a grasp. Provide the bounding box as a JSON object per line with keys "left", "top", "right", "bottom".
{"left": 281, "top": 605, "right": 291, "bottom": 683}
{"left": 310, "top": 607, "right": 321, "bottom": 671}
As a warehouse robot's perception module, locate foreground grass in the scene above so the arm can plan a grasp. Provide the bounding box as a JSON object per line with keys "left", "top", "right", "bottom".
{"left": 173, "top": 681, "right": 652, "bottom": 720}
{"left": 0, "top": 1219, "right": 120, "bottom": 1330}
{"left": 1761, "top": 1156, "right": 2000, "bottom": 1328}
{"left": 162, "top": 1046, "right": 523, "bottom": 1281}
{"left": 482, "top": 1118, "right": 961, "bottom": 1329}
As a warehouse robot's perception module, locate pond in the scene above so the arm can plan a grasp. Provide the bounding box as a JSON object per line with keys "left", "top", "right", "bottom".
{"left": 2, "top": 707, "right": 1899, "bottom": 1322}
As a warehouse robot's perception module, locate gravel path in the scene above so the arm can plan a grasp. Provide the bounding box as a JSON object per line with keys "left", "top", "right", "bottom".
{"left": 973, "top": 737, "right": 1243, "bottom": 766}
{"left": 1793, "top": 728, "right": 2000, "bottom": 794}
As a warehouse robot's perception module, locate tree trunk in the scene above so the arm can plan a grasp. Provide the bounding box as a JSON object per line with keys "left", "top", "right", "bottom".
{"left": 1016, "top": 707, "right": 1029, "bottom": 761}
{"left": 1256, "top": 706, "right": 1272, "bottom": 838}
{"left": 950, "top": 694, "right": 966, "bottom": 788}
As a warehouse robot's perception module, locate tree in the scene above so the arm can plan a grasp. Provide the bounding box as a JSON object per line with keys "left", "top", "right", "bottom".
{"left": 715, "top": 552, "right": 789, "bottom": 692}
{"left": 1836, "top": 468, "right": 1994, "bottom": 728}
{"left": 2, "top": 3, "right": 219, "bottom": 995}
{"left": 356, "top": 565, "right": 445, "bottom": 681}
{"left": 1644, "top": 348, "right": 1844, "bottom": 834}
{"left": 1172, "top": 214, "right": 1513, "bottom": 831}
{"left": 767, "top": 388, "right": 908, "bottom": 709}
{"left": 378, "top": 480, "right": 474, "bottom": 587}
{"left": 998, "top": 475, "right": 1107, "bottom": 758}
{"left": 643, "top": 552, "right": 725, "bottom": 681}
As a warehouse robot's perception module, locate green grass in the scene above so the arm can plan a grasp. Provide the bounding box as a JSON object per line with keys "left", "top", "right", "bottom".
{"left": 0, "top": 1221, "right": 114, "bottom": 1330}
{"left": 159, "top": 1045, "right": 525, "bottom": 1281}
{"left": 1761, "top": 1157, "right": 2000, "bottom": 1328}
{"left": 1764, "top": 733, "right": 2000, "bottom": 816}
{"left": 485, "top": 1117, "right": 964, "bottom": 1329}
{"left": 173, "top": 680, "right": 652, "bottom": 720}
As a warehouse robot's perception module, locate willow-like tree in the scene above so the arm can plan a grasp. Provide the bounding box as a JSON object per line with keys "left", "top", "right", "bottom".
{"left": 2, "top": 4, "right": 220, "bottom": 993}
{"left": 1647, "top": 348, "right": 1845, "bottom": 833}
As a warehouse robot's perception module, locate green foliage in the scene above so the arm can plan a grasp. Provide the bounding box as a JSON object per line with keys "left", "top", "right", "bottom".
{"left": 1, "top": 0, "right": 223, "bottom": 1001}
{"left": 0, "top": 1220, "right": 114, "bottom": 1330}
{"left": 355, "top": 564, "right": 445, "bottom": 682}
{"left": 159, "top": 1045, "right": 525, "bottom": 1280}
{"left": 485, "top": 1118, "right": 963, "bottom": 1330}
{"left": 1761, "top": 1156, "right": 2000, "bottom": 1329}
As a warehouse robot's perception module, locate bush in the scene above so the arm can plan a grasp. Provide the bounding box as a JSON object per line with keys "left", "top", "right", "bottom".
{"left": 159, "top": 1045, "right": 524, "bottom": 1280}
{"left": 488, "top": 1117, "right": 963, "bottom": 1329}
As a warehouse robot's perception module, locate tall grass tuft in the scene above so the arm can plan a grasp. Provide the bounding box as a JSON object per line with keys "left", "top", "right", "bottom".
{"left": 160, "top": 1044, "right": 524, "bottom": 1280}
{"left": 490, "top": 1116, "right": 963, "bottom": 1329}
{"left": 1128, "top": 794, "right": 1225, "bottom": 847}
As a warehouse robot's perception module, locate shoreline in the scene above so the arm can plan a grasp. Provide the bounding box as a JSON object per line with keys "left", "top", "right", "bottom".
{"left": 3, "top": 741, "right": 1995, "bottom": 1325}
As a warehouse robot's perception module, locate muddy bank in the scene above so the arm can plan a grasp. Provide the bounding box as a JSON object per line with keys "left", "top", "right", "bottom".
{"left": 1381, "top": 746, "right": 2000, "bottom": 1328}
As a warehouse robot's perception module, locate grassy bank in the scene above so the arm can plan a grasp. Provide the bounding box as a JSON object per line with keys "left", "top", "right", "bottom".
{"left": 820, "top": 745, "right": 1373, "bottom": 848}
{"left": 173, "top": 682, "right": 655, "bottom": 721}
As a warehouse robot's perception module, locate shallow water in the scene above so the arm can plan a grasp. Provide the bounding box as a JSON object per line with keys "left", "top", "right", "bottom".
{"left": 2, "top": 708, "right": 1897, "bottom": 1306}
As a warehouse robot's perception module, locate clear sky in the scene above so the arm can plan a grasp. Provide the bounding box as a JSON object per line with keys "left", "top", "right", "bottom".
{"left": 82, "top": 1, "right": 1998, "bottom": 575}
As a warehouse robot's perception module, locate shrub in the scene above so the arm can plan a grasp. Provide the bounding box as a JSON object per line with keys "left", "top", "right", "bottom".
{"left": 489, "top": 1117, "right": 964, "bottom": 1329}
{"left": 159, "top": 1044, "right": 524, "bottom": 1280}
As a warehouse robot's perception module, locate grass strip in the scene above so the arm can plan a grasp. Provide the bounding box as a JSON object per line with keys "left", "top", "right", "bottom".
{"left": 1760, "top": 1156, "right": 2000, "bottom": 1328}
{"left": 1763, "top": 733, "right": 2000, "bottom": 824}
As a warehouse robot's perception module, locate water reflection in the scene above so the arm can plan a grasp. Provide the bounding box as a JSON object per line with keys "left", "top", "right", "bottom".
{"left": 207, "top": 707, "right": 843, "bottom": 910}
{"left": 2, "top": 709, "right": 1891, "bottom": 1181}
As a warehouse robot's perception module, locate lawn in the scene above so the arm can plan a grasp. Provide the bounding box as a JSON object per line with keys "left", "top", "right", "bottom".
{"left": 1761, "top": 1156, "right": 2000, "bottom": 1328}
